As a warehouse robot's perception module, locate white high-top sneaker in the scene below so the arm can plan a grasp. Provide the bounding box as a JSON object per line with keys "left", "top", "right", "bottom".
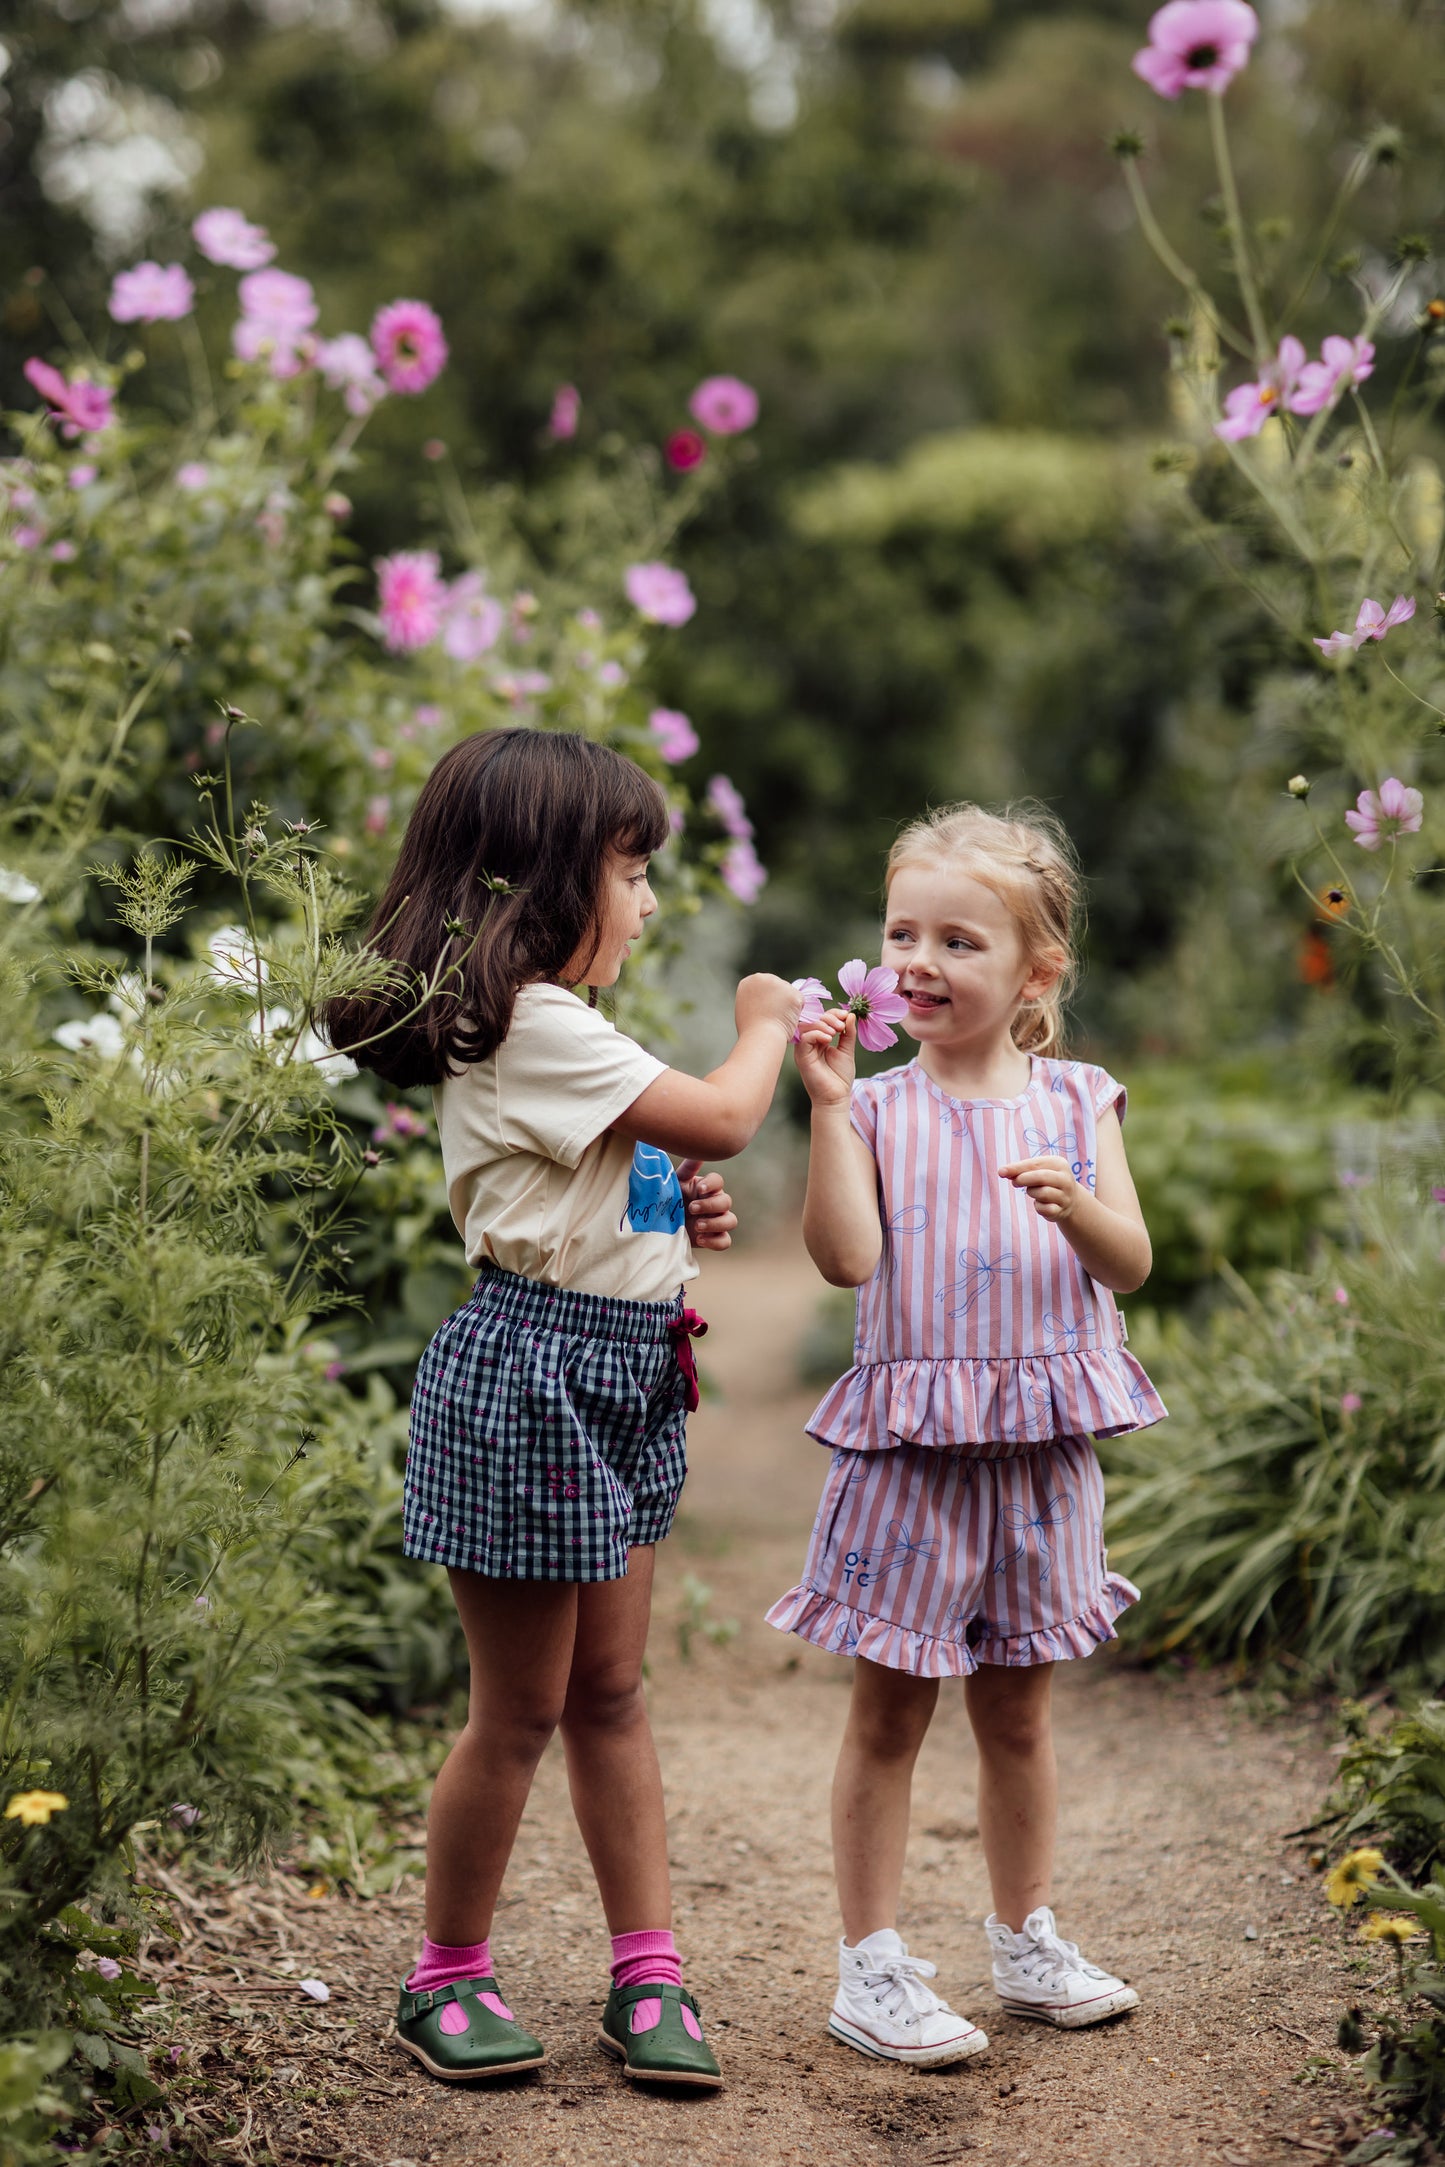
{"left": 828, "top": 1928, "right": 989, "bottom": 2067}
{"left": 987, "top": 1907, "right": 1139, "bottom": 2029}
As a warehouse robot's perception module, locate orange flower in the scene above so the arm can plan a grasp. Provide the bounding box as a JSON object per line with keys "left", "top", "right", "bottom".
{"left": 1298, "top": 931, "right": 1333, "bottom": 987}
{"left": 1316, "top": 886, "right": 1350, "bottom": 921}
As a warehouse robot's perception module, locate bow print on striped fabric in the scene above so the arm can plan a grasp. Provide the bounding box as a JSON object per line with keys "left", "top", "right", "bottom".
{"left": 994, "top": 1493, "right": 1077, "bottom": 1584}
{"left": 937, "top": 1247, "right": 1018, "bottom": 1318}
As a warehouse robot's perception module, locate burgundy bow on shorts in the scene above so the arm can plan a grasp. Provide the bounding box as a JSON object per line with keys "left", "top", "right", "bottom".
{"left": 667, "top": 1309, "right": 709, "bottom": 1413}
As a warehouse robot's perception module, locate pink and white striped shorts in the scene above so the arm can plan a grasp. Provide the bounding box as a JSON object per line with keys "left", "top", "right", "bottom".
{"left": 765, "top": 1438, "right": 1139, "bottom": 1678}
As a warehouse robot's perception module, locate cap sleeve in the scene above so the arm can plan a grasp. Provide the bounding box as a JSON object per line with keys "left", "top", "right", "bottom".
{"left": 849, "top": 1078, "right": 880, "bottom": 1153}
{"left": 498, "top": 987, "right": 665, "bottom": 1166}
{"left": 1088, "top": 1064, "right": 1128, "bottom": 1128}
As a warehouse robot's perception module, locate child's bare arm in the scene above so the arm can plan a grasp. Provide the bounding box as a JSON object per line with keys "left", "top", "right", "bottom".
{"left": 999, "top": 1108, "right": 1152, "bottom": 1293}
{"left": 796, "top": 1011, "right": 883, "bottom": 1288}
{"left": 611, "top": 974, "right": 802, "bottom": 1160}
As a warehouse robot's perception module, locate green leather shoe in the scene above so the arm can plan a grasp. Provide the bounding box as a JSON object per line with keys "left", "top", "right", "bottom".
{"left": 396, "top": 1975, "right": 545, "bottom": 2082}
{"left": 598, "top": 1981, "right": 724, "bottom": 2090}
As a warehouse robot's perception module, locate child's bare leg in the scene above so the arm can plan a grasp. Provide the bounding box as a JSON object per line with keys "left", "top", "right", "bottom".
{"left": 963, "top": 1663, "right": 1057, "bottom": 1930}
{"left": 558, "top": 1545, "right": 672, "bottom": 1932}
{"left": 832, "top": 1657, "right": 939, "bottom": 1941}
{"left": 424, "top": 1571, "right": 578, "bottom": 1945}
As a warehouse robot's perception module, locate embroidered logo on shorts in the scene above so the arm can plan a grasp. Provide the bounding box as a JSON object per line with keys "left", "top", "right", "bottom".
{"left": 622, "top": 1142, "right": 685, "bottom": 1236}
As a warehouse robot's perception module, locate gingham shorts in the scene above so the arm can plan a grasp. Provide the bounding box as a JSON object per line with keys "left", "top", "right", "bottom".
{"left": 765, "top": 1437, "right": 1139, "bottom": 1677}
{"left": 403, "top": 1265, "right": 690, "bottom": 1582}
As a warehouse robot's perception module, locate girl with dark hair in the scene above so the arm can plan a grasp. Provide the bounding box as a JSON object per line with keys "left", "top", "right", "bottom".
{"left": 328, "top": 729, "right": 800, "bottom": 2092}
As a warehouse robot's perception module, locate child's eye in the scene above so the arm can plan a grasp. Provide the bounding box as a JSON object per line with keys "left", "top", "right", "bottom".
{"left": 885, "top": 927, "right": 913, "bottom": 943}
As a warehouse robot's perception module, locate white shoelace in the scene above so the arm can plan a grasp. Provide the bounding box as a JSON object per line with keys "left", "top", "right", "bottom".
{"left": 862, "top": 1952, "right": 943, "bottom": 2022}
{"left": 1010, "top": 1927, "right": 1105, "bottom": 1990}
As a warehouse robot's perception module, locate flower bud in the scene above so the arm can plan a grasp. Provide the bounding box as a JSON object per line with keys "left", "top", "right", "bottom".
{"left": 1108, "top": 128, "right": 1144, "bottom": 160}
{"left": 322, "top": 492, "right": 351, "bottom": 521}
{"left": 1365, "top": 126, "right": 1403, "bottom": 167}
{"left": 1286, "top": 775, "right": 1310, "bottom": 798}
{"left": 169, "top": 626, "right": 193, "bottom": 648}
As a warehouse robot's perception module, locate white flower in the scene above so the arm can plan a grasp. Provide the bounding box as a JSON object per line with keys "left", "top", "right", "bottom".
{"left": 206, "top": 925, "right": 268, "bottom": 988}
{"left": 107, "top": 972, "right": 148, "bottom": 1019}
{"left": 0, "top": 867, "right": 41, "bottom": 903}
{"left": 248, "top": 1007, "right": 358, "bottom": 1082}
{"left": 54, "top": 1013, "right": 126, "bottom": 1058}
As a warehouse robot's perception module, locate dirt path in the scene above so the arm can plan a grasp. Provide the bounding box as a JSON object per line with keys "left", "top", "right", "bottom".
{"left": 171, "top": 1237, "right": 1377, "bottom": 2167}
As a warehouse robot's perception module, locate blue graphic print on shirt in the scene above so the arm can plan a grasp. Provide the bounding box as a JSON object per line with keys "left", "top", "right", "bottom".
{"left": 622, "top": 1142, "right": 686, "bottom": 1236}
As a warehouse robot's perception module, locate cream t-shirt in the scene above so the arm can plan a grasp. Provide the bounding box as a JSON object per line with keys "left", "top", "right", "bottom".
{"left": 433, "top": 983, "right": 697, "bottom": 1304}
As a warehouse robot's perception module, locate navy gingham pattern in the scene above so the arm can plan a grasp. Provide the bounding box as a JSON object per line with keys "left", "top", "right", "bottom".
{"left": 403, "top": 1264, "right": 691, "bottom": 1581}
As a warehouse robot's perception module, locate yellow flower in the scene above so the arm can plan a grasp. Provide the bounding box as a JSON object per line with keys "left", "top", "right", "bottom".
{"left": 1358, "top": 1912, "right": 1424, "bottom": 1945}
{"left": 4, "top": 1790, "right": 69, "bottom": 1826}
{"left": 1325, "top": 1847, "right": 1386, "bottom": 1907}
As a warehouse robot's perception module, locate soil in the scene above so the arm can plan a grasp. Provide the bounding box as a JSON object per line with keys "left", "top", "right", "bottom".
{"left": 143, "top": 1234, "right": 1387, "bottom": 2167}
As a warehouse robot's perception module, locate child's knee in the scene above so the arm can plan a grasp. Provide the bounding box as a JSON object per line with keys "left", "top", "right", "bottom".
{"left": 849, "top": 1671, "right": 937, "bottom": 1760}
{"left": 561, "top": 1660, "right": 647, "bottom": 1737}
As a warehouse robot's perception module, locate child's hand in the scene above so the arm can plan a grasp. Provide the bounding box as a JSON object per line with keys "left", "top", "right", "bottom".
{"left": 677, "top": 1160, "right": 738, "bottom": 1251}
{"left": 794, "top": 1007, "right": 856, "bottom": 1109}
{"left": 735, "top": 973, "right": 804, "bottom": 1040}
{"left": 999, "top": 1154, "right": 1079, "bottom": 1222}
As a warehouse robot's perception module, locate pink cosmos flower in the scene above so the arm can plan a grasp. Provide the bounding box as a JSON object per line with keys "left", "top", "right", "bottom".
{"left": 1287, "top": 335, "right": 1375, "bottom": 417}
{"left": 176, "top": 462, "right": 210, "bottom": 491}
{"left": 1131, "top": 0, "right": 1259, "bottom": 99}
{"left": 193, "top": 208, "right": 275, "bottom": 270}
{"left": 109, "top": 261, "right": 194, "bottom": 324}
{"left": 96, "top": 1958, "right": 122, "bottom": 1981}
{"left": 373, "top": 1103, "right": 428, "bottom": 1143}
{"left": 375, "top": 550, "right": 445, "bottom": 652}
{"left": 1333, "top": 1285, "right": 1350, "bottom": 1305}
{"left": 370, "top": 747, "right": 394, "bottom": 771}
{"left": 667, "top": 429, "right": 706, "bottom": 472}
{"left": 12, "top": 526, "right": 42, "bottom": 551}
{"left": 440, "top": 572, "right": 504, "bottom": 663}
{"left": 791, "top": 976, "right": 835, "bottom": 1038}
{"left": 1315, "top": 594, "right": 1415, "bottom": 657}
{"left": 23, "top": 358, "right": 115, "bottom": 439}
{"left": 1214, "top": 336, "right": 1305, "bottom": 442}
{"left": 721, "top": 837, "right": 767, "bottom": 904}
{"left": 625, "top": 561, "right": 696, "bottom": 626}
{"left": 234, "top": 269, "right": 317, "bottom": 377}
{"left": 837, "top": 958, "right": 910, "bottom": 1053}
{"left": 68, "top": 465, "right": 97, "bottom": 488}
{"left": 51, "top": 540, "right": 76, "bottom": 562}
{"left": 548, "top": 384, "right": 581, "bottom": 440}
{"left": 370, "top": 299, "right": 448, "bottom": 395}
{"left": 1340, "top": 1393, "right": 1363, "bottom": 1416}
{"left": 317, "top": 333, "right": 387, "bottom": 417}
{"left": 689, "top": 376, "right": 759, "bottom": 435}
{"left": 1430, "top": 1185, "right": 1445, "bottom": 1206}
{"left": 597, "top": 660, "right": 627, "bottom": 689}
{"left": 706, "top": 774, "right": 753, "bottom": 839}
{"left": 365, "top": 795, "right": 392, "bottom": 835}
{"left": 170, "top": 1803, "right": 200, "bottom": 1829}
{"left": 415, "top": 703, "right": 443, "bottom": 729}
{"left": 649, "top": 708, "right": 700, "bottom": 762}
{"left": 1345, "top": 778, "right": 1425, "bottom": 851}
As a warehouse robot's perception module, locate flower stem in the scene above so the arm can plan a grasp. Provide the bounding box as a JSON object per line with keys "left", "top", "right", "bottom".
{"left": 1208, "top": 94, "right": 1270, "bottom": 364}
{"left": 1120, "top": 160, "right": 1254, "bottom": 360}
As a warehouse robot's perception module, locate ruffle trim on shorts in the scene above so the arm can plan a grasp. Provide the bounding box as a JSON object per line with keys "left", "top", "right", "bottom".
{"left": 807, "top": 1350, "right": 1166, "bottom": 1454}
{"left": 763, "top": 1571, "right": 1140, "bottom": 1679}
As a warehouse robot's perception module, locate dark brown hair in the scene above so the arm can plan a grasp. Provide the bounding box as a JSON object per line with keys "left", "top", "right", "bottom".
{"left": 326, "top": 729, "right": 670, "bottom": 1088}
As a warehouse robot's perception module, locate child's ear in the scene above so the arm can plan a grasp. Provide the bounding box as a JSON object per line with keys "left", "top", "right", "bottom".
{"left": 1021, "top": 946, "right": 1066, "bottom": 1003}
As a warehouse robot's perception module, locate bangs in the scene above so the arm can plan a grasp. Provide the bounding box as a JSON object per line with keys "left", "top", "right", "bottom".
{"left": 612, "top": 764, "right": 672, "bottom": 858}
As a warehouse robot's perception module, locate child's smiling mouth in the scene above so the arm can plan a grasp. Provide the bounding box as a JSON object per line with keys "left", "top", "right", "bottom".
{"left": 904, "top": 988, "right": 950, "bottom": 1011}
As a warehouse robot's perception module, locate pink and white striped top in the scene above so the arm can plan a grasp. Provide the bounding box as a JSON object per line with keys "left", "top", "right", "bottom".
{"left": 807, "top": 1056, "right": 1167, "bottom": 1457}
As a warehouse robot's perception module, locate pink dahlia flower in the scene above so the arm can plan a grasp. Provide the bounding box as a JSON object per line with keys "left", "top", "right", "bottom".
{"left": 370, "top": 299, "right": 448, "bottom": 395}
{"left": 791, "top": 976, "right": 835, "bottom": 1038}
{"left": 548, "top": 384, "right": 581, "bottom": 440}
{"left": 1287, "top": 335, "right": 1375, "bottom": 417}
{"left": 721, "top": 837, "right": 767, "bottom": 904}
{"left": 317, "top": 333, "right": 387, "bottom": 417}
{"left": 689, "top": 375, "right": 759, "bottom": 435}
{"left": 837, "top": 958, "right": 910, "bottom": 1053}
{"left": 193, "top": 208, "right": 276, "bottom": 270}
{"left": 1315, "top": 594, "right": 1415, "bottom": 658}
{"left": 666, "top": 429, "right": 707, "bottom": 472}
{"left": 440, "top": 571, "right": 505, "bottom": 662}
{"left": 375, "top": 550, "right": 445, "bottom": 652}
{"left": 23, "top": 358, "right": 115, "bottom": 440}
{"left": 1214, "top": 336, "right": 1305, "bottom": 442}
{"left": 1345, "top": 778, "right": 1425, "bottom": 851}
{"left": 1131, "top": 0, "right": 1259, "bottom": 99}
{"left": 109, "top": 261, "right": 194, "bottom": 324}
{"left": 625, "top": 561, "right": 696, "bottom": 627}
{"left": 649, "top": 708, "right": 700, "bottom": 762}
{"left": 706, "top": 773, "right": 753, "bottom": 839}
{"left": 234, "top": 268, "right": 318, "bottom": 377}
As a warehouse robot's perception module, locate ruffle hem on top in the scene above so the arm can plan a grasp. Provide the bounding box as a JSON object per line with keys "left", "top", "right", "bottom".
{"left": 763, "top": 1572, "right": 1140, "bottom": 1680}
{"left": 807, "top": 1347, "right": 1165, "bottom": 1456}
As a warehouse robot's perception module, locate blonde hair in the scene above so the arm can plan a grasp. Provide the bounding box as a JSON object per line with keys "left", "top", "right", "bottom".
{"left": 884, "top": 802, "right": 1083, "bottom": 1056}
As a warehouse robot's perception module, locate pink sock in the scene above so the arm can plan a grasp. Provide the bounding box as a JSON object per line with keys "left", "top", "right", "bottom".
{"left": 405, "top": 1936, "right": 512, "bottom": 2034}
{"left": 610, "top": 1930, "right": 701, "bottom": 2040}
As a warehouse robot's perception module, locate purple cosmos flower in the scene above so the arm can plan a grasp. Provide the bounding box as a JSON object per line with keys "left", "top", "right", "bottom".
{"left": 23, "top": 359, "right": 115, "bottom": 440}
{"left": 440, "top": 571, "right": 504, "bottom": 662}
{"left": 376, "top": 551, "right": 445, "bottom": 652}
{"left": 837, "top": 959, "right": 910, "bottom": 1053}
{"left": 791, "top": 976, "right": 835, "bottom": 1038}
{"left": 370, "top": 300, "right": 448, "bottom": 394}
{"left": 1288, "top": 335, "right": 1375, "bottom": 416}
{"left": 1215, "top": 337, "right": 1305, "bottom": 442}
{"left": 317, "top": 333, "right": 387, "bottom": 417}
{"left": 649, "top": 708, "right": 700, "bottom": 762}
{"left": 689, "top": 376, "right": 759, "bottom": 434}
{"left": 706, "top": 774, "right": 753, "bottom": 839}
{"left": 625, "top": 562, "right": 697, "bottom": 626}
{"left": 95, "top": 1958, "right": 122, "bottom": 1981}
{"left": 1430, "top": 1186, "right": 1445, "bottom": 1206}
{"left": 373, "top": 1103, "right": 428, "bottom": 1144}
{"left": 548, "top": 384, "right": 580, "bottom": 440}
{"left": 68, "top": 465, "right": 97, "bottom": 488}
{"left": 234, "top": 269, "right": 317, "bottom": 377}
{"left": 1315, "top": 595, "right": 1414, "bottom": 658}
{"left": 721, "top": 838, "right": 767, "bottom": 904}
{"left": 193, "top": 208, "right": 275, "bottom": 270}
{"left": 1131, "top": 0, "right": 1259, "bottom": 99}
{"left": 13, "top": 526, "right": 42, "bottom": 551}
{"left": 176, "top": 462, "right": 210, "bottom": 491}
{"left": 109, "top": 262, "right": 194, "bottom": 324}
{"left": 1340, "top": 1393, "right": 1363, "bottom": 1415}
{"left": 1345, "top": 778, "right": 1425, "bottom": 851}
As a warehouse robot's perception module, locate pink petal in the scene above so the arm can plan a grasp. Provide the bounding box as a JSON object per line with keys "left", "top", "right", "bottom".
{"left": 1314, "top": 630, "right": 1356, "bottom": 657}
{"left": 1354, "top": 598, "right": 1386, "bottom": 640}
{"left": 1377, "top": 777, "right": 1410, "bottom": 820}
{"left": 855, "top": 1014, "right": 900, "bottom": 1053}
{"left": 1381, "top": 595, "right": 1416, "bottom": 632}
{"left": 1131, "top": 44, "right": 1188, "bottom": 97}
{"left": 836, "top": 958, "right": 868, "bottom": 1001}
